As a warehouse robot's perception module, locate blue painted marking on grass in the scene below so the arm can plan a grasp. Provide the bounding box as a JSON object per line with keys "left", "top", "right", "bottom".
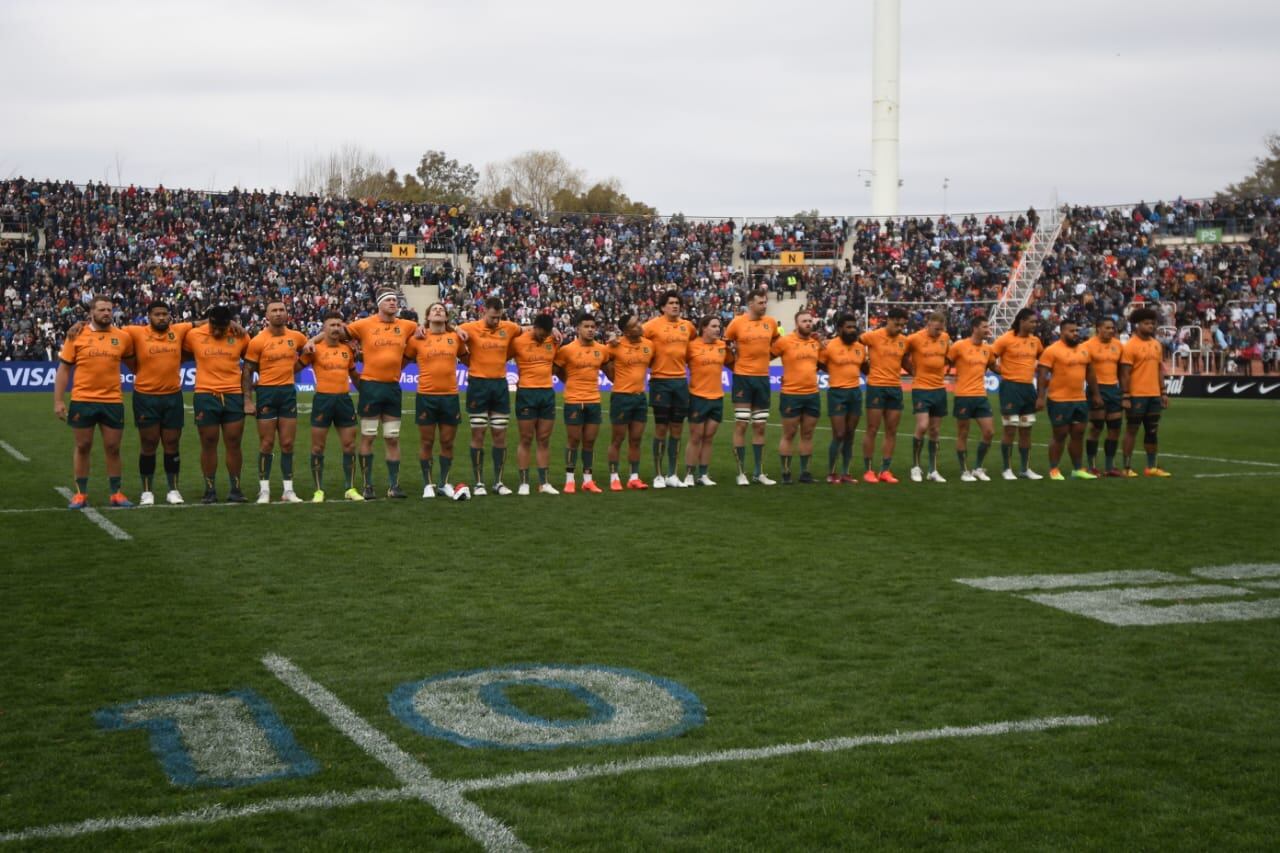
{"left": 477, "top": 678, "right": 616, "bottom": 729}
{"left": 95, "top": 689, "right": 317, "bottom": 787}
{"left": 389, "top": 663, "right": 706, "bottom": 750}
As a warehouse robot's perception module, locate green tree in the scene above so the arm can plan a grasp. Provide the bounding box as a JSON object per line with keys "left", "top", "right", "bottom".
{"left": 1220, "top": 133, "right": 1280, "bottom": 199}
{"left": 550, "top": 179, "right": 658, "bottom": 216}
{"left": 415, "top": 150, "right": 479, "bottom": 204}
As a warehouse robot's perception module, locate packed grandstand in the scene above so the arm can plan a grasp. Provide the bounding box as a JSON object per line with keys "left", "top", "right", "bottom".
{"left": 1, "top": 178, "right": 1276, "bottom": 373}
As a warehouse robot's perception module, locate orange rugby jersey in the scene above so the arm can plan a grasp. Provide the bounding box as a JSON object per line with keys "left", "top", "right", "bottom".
{"left": 1082, "top": 336, "right": 1122, "bottom": 386}
{"left": 641, "top": 316, "right": 694, "bottom": 379}
{"left": 184, "top": 325, "right": 248, "bottom": 394}
{"left": 1039, "top": 341, "right": 1092, "bottom": 402}
{"left": 59, "top": 326, "right": 134, "bottom": 403}
{"left": 1121, "top": 336, "right": 1163, "bottom": 397}
{"left": 246, "top": 328, "right": 307, "bottom": 387}
{"left": 686, "top": 338, "right": 730, "bottom": 399}
{"left": 906, "top": 330, "right": 952, "bottom": 390}
{"left": 459, "top": 319, "right": 521, "bottom": 380}
{"left": 555, "top": 339, "right": 611, "bottom": 404}
{"left": 509, "top": 334, "right": 557, "bottom": 389}
{"left": 724, "top": 314, "right": 780, "bottom": 377}
{"left": 859, "top": 327, "right": 908, "bottom": 387}
{"left": 302, "top": 341, "right": 357, "bottom": 394}
{"left": 771, "top": 333, "right": 821, "bottom": 395}
{"left": 992, "top": 331, "right": 1044, "bottom": 384}
{"left": 819, "top": 337, "right": 866, "bottom": 389}
{"left": 346, "top": 316, "right": 417, "bottom": 383}
{"left": 948, "top": 338, "right": 995, "bottom": 397}
{"left": 126, "top": 322, "right": 193, "bottom": 395}
{"left": 608, "top": 338, "right": 655, "bottom": 394}
{"left": 405, "top": 330, "right": 465, "bottom": 394}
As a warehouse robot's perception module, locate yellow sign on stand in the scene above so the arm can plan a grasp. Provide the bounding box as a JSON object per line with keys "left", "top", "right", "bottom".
{"left": 391, "top": 243, "right": 417, "bottom": 259}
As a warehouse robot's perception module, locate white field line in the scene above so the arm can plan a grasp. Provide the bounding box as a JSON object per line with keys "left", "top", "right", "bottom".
{"left": 1193, "top": 471, "right": 1280, "bottom": 479}
{"left": 0, "top": 713, "right": 1107, "bottom": 845}
{"left": 0, "top": 501, "right": 371, "bottom": 515}
{"left": 455, "top": 715, "right": 1108, "bottom": 794}
{"left": 0, "top": 440, "right": 29, "bottom": 462}
{"left": 262, "top": 654, "right": 528, "bottom": 853}
{"left": 0, "top": 787, "right": 412, "bottom": 843}
{"left": 53, "top": 487, "right": 131, "bottom": 541}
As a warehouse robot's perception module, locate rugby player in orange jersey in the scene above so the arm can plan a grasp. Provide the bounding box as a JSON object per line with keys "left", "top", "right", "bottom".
{"left": 1081, "top": 317, "right": 1124, "bottom": 476}
{"left": 904, "top": 311, "right": 952, "bottom": 483}
{"left": 724, "top": 288, "right": 781, "bottom": 485}
{"left": 185, "top": 305, "right": 251, "bottom": 503}
{"left": 641, "top": 291, "right": 695, "bottom": 488}
{"left": 300, "top": 312, "right": 363, "bottom": 503}
{"left": 991, "top": 308, "right": 1045, "bottom": 480}
{"left": 1035, "top": 318, "right": 1102, "bottom": 481}
{"left": 244, "top": 300, "right": 308, "bottom": 504}
{"left": 53, "top": 294, "right": 136, "bottom": 509}
{"left": 771, "top": 310, "right": 824, "bottom": 484}
{"left": 509, "top": 313, "right": 561, "bottom": 495}
{"left": 553, "top": 313, "right": 612, "bottom": 493}
{"left": 403, "top": 302, "right": 467, "bottom": 499}
{"left": 603, "top": 314, "right": 655, "bottom": 491}
{"left": 818, "top": 313, "right": 868, "bottom": 484}
{"left": 947, "top": 316, "right": 997, "bottom": 482}
{"left": 858, "top": 307, "right": 910, "bottom": 484}
{"left": 457, "top": 297, "right": 523, "bottom": 496}
{"left": 1119, "top": 306, "right": 1172, "bottom": 477}
{"left": 332, "top": 288, "right": 418, "bottom": 499}
{"left": 685, "top": 316, "right": 733, "bottom": 486}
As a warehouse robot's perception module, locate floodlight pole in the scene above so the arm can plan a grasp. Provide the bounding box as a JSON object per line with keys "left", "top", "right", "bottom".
{"left": 871, "top": 0, "right": 900, "bottom": 217}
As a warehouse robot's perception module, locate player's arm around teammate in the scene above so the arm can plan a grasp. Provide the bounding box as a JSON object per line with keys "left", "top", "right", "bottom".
{"left": 906, "top": 311, "right": 952, "bottom": 483}
{"left": 992, "top": 308, "right": 1045, "bottom": 480}
{"left": 1035, "top": 318, "right": 1101, "bottom": 480}
{"left": 641, "top": 291, "right": 695, "bottom": 489}
{"left": 405, "top": 302, "right": 466, "bottom": 499}
{"left": 185, "top": 305, "right": 250, "bottom": 503}
{"left": 243, "top": 300, "right": 307, "bottom": 504}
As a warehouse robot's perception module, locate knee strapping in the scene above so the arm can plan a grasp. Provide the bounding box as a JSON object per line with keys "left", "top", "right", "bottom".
{"left": 489, "top": 416, "right": 509, "bottom": 431}
{"left": 469, "top": 414, "right": 489, "bottom": 429}
{"left": 734, "top": 409, "right": 752, "bottom": 423}
{"left": 360, "top": 418, "right": 381, "bottom": 437}
{"left": 1143, "top": 416, "right": 1160, "bottom": 444}
{"left": 381, "top": 419, "right": 401, "bottom": 439}
{"left": 751, "top": 410, "right": 770, "bottom": 423}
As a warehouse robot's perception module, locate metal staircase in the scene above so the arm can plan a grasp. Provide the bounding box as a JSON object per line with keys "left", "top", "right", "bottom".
{"left": 988, "top": 210, "right": 1062, "bottom": 334}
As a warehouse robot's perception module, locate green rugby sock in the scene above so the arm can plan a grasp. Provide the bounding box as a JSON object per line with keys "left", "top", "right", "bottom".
{"left": 258, "top": 452, "right": 273, "bottom": 481}
{"left": 581, "top": 449, "right": 593, "bottom": 475}
{"left": 311, "top": 453, "right": 324, "bottom": 490}
{"left": 342, "top": 453, "right": 354, "bottom": 489}
{"left": 976, "top": 442, "right": 991, "bottom": 468}
{"left": 76, "top": 477, "right": 89, "bottom": 494}
{"left": 420, "top": 457, "right": 432, "bottom": 485}
{"left": 360, "top": 453, "right": 374, "bottom": 488}
{"left": 386, "top": 460, "right": 400, "bottom": 488}
{"left": 139, "top": 453, "right": 156, "bottom": 493}
{"left": 752, "top": 443, "right": 763, "bottom": 476}
{"left": 927, "top": 440, "right": 938, "bottom": 472}
{"left": 828, "top": 438, "right": 840, "bottom": 474}
{"left": 280, "top": 452, "right": 293, "bottom": 479}
{"left": 438, "top": 455, "right": 452, "bottom": 487}
{"left": 491, "top": 447, "right": 506, "bottom": 484}
{"left": 666, "top": 437, "right": 679, "bottom": 476}
{"left": 109, "top": 476, "right": 121, "bottom": 493}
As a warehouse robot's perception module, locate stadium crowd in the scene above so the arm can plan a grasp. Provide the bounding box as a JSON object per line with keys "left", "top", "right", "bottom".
{"left": 2, "top": 176, "right": 1277, "bottom": 371}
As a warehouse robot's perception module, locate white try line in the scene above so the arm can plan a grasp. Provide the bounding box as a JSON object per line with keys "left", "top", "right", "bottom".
{"left": 1193, "top": 471, "right": 1280, "bottom": 479}
{"left": 0, "top": 713, "right": 1106, "bottom": 845}
{"left": 262, "top": 654, "right": 528, "bottom": 852}
{"left": 0, "top": 440, "right": 29, "bottom": 462}
{"left": 53, "top": 487, "right": 132, "bottom": 541}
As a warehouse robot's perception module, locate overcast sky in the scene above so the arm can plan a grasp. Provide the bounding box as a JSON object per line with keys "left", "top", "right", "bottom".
{"left": 2, "top": 0, "right": 1276, "bottom": 217}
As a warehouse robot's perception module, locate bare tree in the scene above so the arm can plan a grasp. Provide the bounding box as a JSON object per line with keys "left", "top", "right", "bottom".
{"left": 294, "top": 144, "right": 389, "bottom": 198}
{"left": 481, "top": 150, "right": 585, "bottom": 214}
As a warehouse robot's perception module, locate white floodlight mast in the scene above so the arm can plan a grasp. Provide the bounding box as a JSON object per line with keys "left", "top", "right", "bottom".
{"left": 871, "top": 0, "right": 900, "bottom": 217}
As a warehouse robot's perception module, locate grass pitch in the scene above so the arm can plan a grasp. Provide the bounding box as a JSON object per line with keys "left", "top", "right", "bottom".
{"left": 1, "top": 392, "right": 1278, "bottom": 850}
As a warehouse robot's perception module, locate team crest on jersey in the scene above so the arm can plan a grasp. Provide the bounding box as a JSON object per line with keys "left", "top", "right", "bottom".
{"left": 447, "top": 338, "right": 454, "bottom": 345}
{"left": 228, "top": 337, "right": 237, "bottom": 344}
{"left": 499, "top": 330, "right": 508, "bottom": 338}
{"left": 593, "top": 350, "right": 600, "bottom": 358}
{"left": 341, "top": 352, "right": 348, "bottom": 360}
{"left": 111, "top": 338, "right": 119, "bottom": 346}
{"left": 287, "top": 340, "right": 295, "bottom": 348}
{"left": 544, "top": 343, "right": 553, "bottom": 351}
{"left": 643, "top": 347, "right": 650, "bottom": 354}
{"left": 168, "top": 332, "right": 176, "bottom": 341}
{"left": 394, "top": 328, "right": 402, "bottom": 335}
{"left": 897, "top": 341, "right": 905, "bottom": 350}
